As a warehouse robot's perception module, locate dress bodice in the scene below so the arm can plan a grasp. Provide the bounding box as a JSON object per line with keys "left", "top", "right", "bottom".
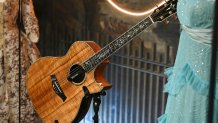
{"left": 174, "top": 0, "right": 216, "bottom": 81}
{"left": 177, "top": 0, "right": 215, "bottom": 28}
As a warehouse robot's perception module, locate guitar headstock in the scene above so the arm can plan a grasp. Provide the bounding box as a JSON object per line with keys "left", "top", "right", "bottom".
{"left": 151, "top": 0, "right": 178, "bottom": 22}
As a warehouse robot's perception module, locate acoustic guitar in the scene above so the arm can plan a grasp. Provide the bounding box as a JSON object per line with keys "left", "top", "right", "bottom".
{"left": 27, "top": 0, "right": 177, "bottom": 122}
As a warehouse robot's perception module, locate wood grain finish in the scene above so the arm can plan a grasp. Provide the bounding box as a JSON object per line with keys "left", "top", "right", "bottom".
{"left": 27, "top": 41, "right": 112, "bottom": 123}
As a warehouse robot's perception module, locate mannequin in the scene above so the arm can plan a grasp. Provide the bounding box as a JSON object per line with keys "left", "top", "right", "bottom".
{"left": 0, "top": 0, "right": 41, "bottom": 122}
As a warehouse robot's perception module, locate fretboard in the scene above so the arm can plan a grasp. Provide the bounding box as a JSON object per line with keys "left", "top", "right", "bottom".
{"left": 83, "top": 17, "right": 153, "bottom": 72}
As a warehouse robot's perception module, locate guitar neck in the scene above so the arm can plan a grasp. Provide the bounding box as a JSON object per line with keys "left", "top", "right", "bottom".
{"left": 83, "top": 16, "right": 153, "bottom": 72}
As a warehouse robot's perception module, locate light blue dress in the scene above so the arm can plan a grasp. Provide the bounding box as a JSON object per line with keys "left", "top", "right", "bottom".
{"left": 158, "top": 0, "right": 218, "bottom": 123}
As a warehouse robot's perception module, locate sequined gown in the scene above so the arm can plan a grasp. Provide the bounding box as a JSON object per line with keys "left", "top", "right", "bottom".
{"left": 158, "top": 0, "right": 218, "bottom": 123}
{"left": 0, "top": 0, "right": 41, "bottom": 122}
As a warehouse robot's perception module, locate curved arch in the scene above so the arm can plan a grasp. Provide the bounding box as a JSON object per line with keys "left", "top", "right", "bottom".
{"left": 106, "top": 0, "right": 165, "bottom": 16}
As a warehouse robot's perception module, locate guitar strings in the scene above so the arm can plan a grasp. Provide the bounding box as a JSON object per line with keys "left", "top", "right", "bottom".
{"left": 56, "top": 16, "right": 147, "bottom": 84}
{"left": 53, "top": 61, "right": 86, "bottom": 84}
{"left": 46, "top": 1, "right": 176, "bottom": 85}
{"left": 53, "top": 45, "right": 96, "bottom": 84}
{"left": 57, "top": 65, "right": 84, "bottom": 84}
{"left": 56, "top": 41, "right": 112, "bottom": 84}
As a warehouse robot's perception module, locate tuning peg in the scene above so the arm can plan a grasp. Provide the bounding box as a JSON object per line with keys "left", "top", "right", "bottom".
{"left": 165, "top": 19, "right": 170, "bottom": 24}
{"left": 160, "top": 16, "right": 164, "bottom": 19}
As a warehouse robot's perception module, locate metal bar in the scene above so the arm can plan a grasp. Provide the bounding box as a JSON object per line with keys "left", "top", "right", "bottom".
{"left": 148, "top": 74, "right": 153, "bottom": 123}
{"left": 124, "top": 43, "right": 131, "bottom": 123}
{"left": 113, "top": 54, "right": 172, "bottom": 67}
{"left": 118, "top": 50, "right": 125, "bottom": 123}
{"left": 109, "top": 62, "right": 166, "bottom": 77}
{"left": 207, "top": 1, "right": 218, "bottom": 122}
{"left": 142, "top": 72, "right": 147, "bottom": 123}
{"left": 154, "top": 75, "right": 160, "bottom": 123}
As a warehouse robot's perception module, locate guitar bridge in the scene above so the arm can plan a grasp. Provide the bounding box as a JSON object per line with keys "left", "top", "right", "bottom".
{"left": 51, "top": 75, "right": 67, "bottom": 102}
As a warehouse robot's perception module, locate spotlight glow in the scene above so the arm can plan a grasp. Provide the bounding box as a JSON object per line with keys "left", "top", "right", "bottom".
{"left": 107, "top": 0, "right": 166, "bottom": 16}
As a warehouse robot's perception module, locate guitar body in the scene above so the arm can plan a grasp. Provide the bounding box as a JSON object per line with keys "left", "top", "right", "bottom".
{"left": 27, "top": 41, "right": 112, "bottom": 123}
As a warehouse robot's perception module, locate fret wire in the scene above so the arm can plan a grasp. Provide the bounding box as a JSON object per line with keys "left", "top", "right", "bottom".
{"left": 83, "top": 17, "right": 153, "bottom": 72}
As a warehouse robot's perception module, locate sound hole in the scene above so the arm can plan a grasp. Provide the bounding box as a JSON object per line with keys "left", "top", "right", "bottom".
{"left": 67, "top": 64, "right": 86, "bottom": 85}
